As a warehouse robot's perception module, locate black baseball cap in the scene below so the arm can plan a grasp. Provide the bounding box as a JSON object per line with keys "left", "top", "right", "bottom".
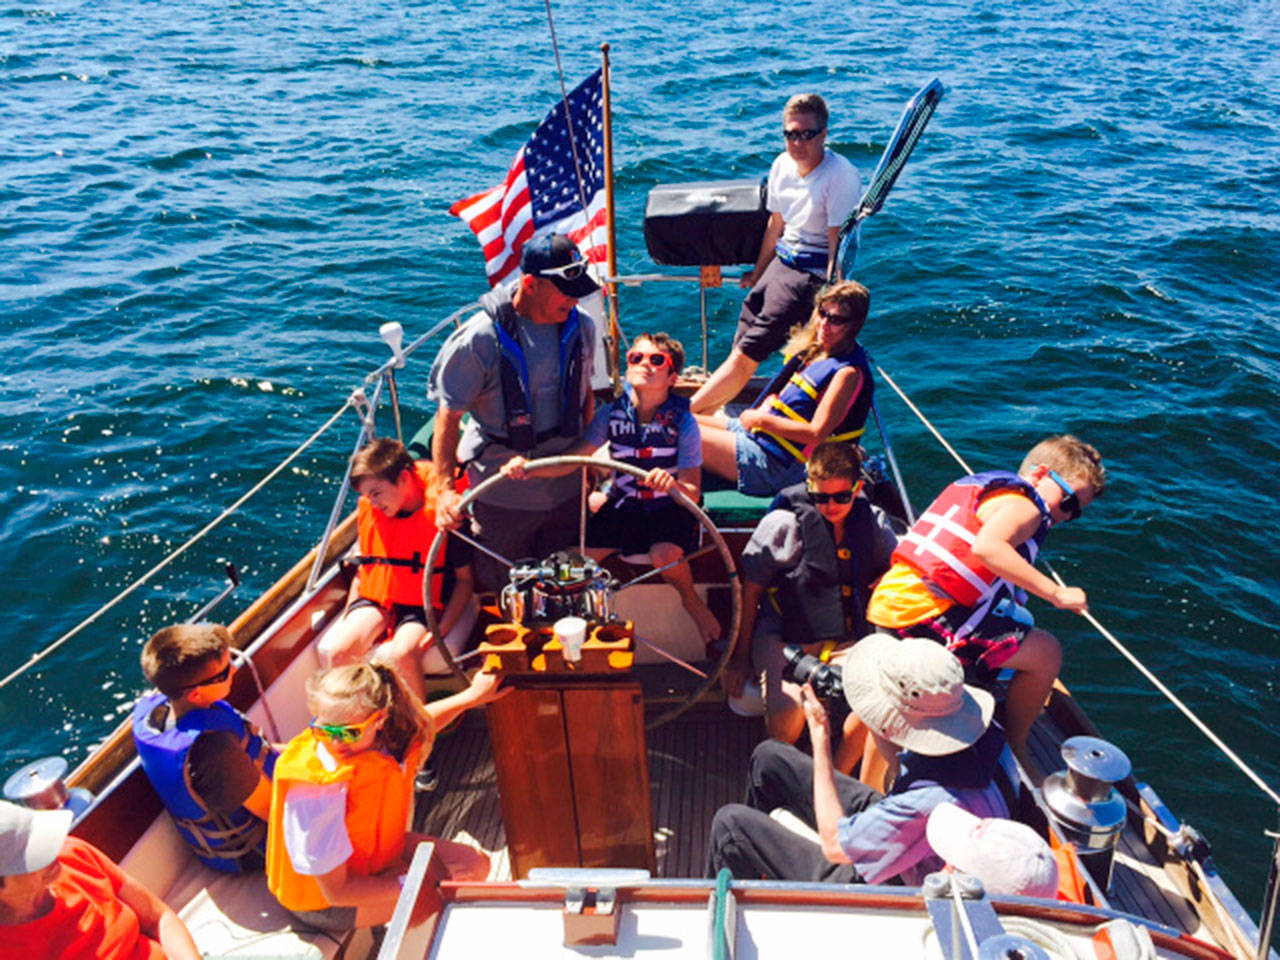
{"left": 520, "top": 233, "right": 600, "bottom": 299}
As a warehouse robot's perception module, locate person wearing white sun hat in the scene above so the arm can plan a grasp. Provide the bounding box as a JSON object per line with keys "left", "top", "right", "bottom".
{"left": 0, "top": 800, "right": 200, "bottom": 959}
{"left": 707, "top": 635, "right": 1020, "bottom": 885}
{"left": 926, "top": 802, "right": 1059, "bottom": 898}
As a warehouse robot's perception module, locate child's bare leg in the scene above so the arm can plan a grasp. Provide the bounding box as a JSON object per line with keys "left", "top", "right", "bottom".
{"left": 764, "top": 669, "right": 806, "bottom": 744}
{"left": 997, "top": 628, "right": 1062, "bottom": 767}
{"left": 371, "top": 621, "right": 428, "bottom": 702}
{"left": 834, "top": 712, "right": 867, "bottom": 776}
{"left": 406, "top": 832, "right": 491, "bottom": 882}
{"left": 318, "top": 604, "right": 386, "bottom": 668}
{"left": 857, "top": 729, "right": 895, "bottom": 792}
{"left": 650, "top": 541, "right": 721, "bottom": 645}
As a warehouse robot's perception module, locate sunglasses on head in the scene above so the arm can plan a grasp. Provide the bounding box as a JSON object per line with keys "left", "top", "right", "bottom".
{"left": 818, "top": 306, "right": 855, "bottom": 325}
{"left": 783, "top": 127, "right": 823, "bottom": 142}
{"left": 1046, "top": 469, "right": 1082, "bottom": 522}
{"left": 176, "top": 661, "right": 233, "bottom": 694}
{"left": 537, "top": 258, "right": 589, "bottom": 281}
{"left": 806, "top": 479, "right": 864, "bottom": 505}
{"left": 626, "top": 351, "right": 669, "bottom": 368}
{"left": 309, "top": 711, "right": 384, "bottom": 746}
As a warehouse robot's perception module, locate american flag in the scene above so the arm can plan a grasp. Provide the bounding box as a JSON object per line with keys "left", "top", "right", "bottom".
{"left": 450, "top": 70, "right": 607, "bottom": 287}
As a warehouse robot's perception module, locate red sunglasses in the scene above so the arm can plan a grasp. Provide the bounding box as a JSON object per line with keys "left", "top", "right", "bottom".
{"left": 626, "top": 351, "right": 670, "bottom": 368}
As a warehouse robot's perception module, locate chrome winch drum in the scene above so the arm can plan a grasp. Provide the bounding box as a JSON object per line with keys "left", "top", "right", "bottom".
{"left": 499, "top": 551, "right": 617, "bottom": 627}
{"left": 1042, "top": 735, "right": 1132, "bottom": 892}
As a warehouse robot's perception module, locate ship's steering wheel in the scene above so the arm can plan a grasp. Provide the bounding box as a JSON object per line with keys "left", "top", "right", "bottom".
{"left": 422, "top": 455, "right": 742, "bottom": 730}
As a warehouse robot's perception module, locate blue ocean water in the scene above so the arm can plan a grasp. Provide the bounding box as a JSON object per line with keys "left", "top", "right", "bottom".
{"left": 2, "top": 0, "right": 1278, "bottom": 905}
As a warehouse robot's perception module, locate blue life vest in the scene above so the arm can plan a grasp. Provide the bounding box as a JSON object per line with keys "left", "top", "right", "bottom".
{"left": 131, "top": 692, "right": 276, "bottom": 873}
{"left": 751, "top": 344, "right": 874, "bottom": 463}
{"left": 604, "top": 390, "right": 689, "bottom": 502}
{"left": 481, "top": 286, "right": 586, "bottom": 453}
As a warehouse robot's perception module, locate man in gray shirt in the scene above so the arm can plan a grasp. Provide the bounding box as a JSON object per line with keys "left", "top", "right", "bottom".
{"left": 429, "top": 233, "right": 598, "bottom": 590}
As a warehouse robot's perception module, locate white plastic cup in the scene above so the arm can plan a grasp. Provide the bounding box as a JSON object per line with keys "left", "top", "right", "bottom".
{"left": 554, "top": 616, "right": 587, "bottom": 663}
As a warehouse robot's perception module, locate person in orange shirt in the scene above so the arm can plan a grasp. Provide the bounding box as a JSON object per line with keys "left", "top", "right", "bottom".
{"left": 0, "top": 800, "right": 200, "bottom": 960}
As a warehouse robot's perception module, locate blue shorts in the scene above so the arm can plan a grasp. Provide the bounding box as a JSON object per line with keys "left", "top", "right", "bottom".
{"left": 727, "top": 417, "right": 807, "bottom": 497}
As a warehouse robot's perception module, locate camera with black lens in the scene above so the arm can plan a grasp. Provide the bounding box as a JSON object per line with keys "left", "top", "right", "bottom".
{"left": 781, "top": 644, "right": 849, "bottom": 723}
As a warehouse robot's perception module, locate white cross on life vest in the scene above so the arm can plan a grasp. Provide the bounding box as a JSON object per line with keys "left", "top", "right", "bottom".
{"left": 907, "top": 504, "right": 963, "bottom": 557}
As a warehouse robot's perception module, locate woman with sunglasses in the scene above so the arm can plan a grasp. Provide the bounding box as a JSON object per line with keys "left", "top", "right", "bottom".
{"left": 723, "top": 442, "right": 899, "bottom": 772}
{"left": 696, "top": 281, "right": 874, "bottom": 497}
{"left": 265, "top": 663, "right": 502, "bottom": 931}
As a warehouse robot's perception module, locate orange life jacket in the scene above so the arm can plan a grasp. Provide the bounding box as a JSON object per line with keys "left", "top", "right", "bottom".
{"left": 1050, "top": 834, "right": 1092, "bottom": 904}
{"left": 265, "top": 730, "right": 425, "bottom": 912}
{"left": 355, "top": 461, "right": 446, "bottom": 610}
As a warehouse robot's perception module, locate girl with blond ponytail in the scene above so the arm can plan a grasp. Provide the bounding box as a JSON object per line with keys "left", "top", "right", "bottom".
{"left": 265, "top": 662, "right": 502, "bottom": 931}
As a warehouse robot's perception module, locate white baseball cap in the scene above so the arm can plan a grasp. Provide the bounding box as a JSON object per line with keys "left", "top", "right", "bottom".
{"left": 0, "top": 800, "right": 73, "bottom": 877}
{"left": 926, "top": 802, "right": 1059, "bottom": 899}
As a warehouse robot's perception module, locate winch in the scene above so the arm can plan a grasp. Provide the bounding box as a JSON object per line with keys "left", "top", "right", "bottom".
{"left": 1042, "top": 735, "right": 1132, "bottom": 892}
{"left": 500, "top": 550, "right": 618, "bottom": 627}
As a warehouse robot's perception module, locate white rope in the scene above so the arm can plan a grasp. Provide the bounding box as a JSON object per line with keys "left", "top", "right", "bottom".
{"left": 0, "top": 399, "right": 355, "bottom": 691}
{"left": 875, "top": 364, "right": 1280, "bottom": 809}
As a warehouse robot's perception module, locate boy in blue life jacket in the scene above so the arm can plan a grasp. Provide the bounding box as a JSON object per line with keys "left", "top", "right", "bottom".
{"left": 132, "top": 623, "right": 277, "bottom": 874}
{"left": 501, "top": 332, "right": 721, "bottom": 646}
{"left": 866, "top": 434, "right": 1107, "bottom": 766}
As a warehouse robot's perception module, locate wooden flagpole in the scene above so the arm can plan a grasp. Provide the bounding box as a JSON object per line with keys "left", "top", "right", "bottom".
{"left": 601, "top": 42, "right": 622, "bottom": 396}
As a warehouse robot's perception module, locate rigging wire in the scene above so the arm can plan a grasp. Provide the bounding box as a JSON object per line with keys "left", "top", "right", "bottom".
{"left": 874, "top": 363, "right": 1280, "bottom": 808}
{"left": 542, "top": 0, "right": 592, "bottom": 219}
{"left": 0, "top": 399, "right": 355, "bottom": 692}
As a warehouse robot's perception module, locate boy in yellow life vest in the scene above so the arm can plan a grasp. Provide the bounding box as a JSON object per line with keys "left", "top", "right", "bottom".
{"left": 318, "top": 438, "right": 475, "bottom": 702}
{"left": 865, "top": 435, "right": 1106, "bottom": 769}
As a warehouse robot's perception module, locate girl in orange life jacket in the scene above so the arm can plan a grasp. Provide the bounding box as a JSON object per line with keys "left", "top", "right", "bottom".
{"left": 266, "top": 662, "right": 502, "bottom": 932}
{"left": 695, "top": 281, "right": 874, "bottom": 498}
{"left": 865, "top": 435, "right": 1107, "bottom": 770}
{"left": 319, "top": 438, "right": 475, "bottom": 704}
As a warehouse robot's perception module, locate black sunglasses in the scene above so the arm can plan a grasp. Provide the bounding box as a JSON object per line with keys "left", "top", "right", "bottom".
{"left": 819, "top": 307, "right": 855, "bottom": 325}
{"left": 1047, "top": 469, "right": 1082, "bottom": 522}
{"left": 808, "top": 489, "right": 853, "bottom": 505}
{"left": 176, "top": 661, "right": 233, "bottom": 693}
{"left": 626, "top": 351, "right": 669, "bottom": 368}
{"left": 783, "top": 127, "right": 823, "bottom": 142}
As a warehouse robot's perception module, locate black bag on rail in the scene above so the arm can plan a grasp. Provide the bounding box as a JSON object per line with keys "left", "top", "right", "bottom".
{"left": 643, "top": 178, "right": 768, "bottom": 266}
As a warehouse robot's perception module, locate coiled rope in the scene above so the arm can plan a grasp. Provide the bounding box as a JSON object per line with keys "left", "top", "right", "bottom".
{"left": 0, "top": 399, "right": 355, "bottom": 692}
{"left": 874, "top": 364, "right": 1280, "bottom": 808}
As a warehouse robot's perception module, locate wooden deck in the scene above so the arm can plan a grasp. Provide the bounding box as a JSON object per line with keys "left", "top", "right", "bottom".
{"left": 417, "top": 687, "right": 1236, "bottom": 955}
{"left": 415, "top": 701, "right": 763, "bottom": 882}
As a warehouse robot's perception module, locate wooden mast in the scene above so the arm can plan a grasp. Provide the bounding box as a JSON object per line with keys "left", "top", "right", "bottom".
{"left": 600, "top": 42, "right": 622, "bottom": 395}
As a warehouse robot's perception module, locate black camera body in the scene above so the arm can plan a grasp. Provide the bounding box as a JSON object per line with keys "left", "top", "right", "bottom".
{"left": 780, "top": 644, "right": 849, "bottom": 722}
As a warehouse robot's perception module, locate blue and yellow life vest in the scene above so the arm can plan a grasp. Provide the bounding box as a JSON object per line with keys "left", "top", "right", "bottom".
{"left": 603, "top": 390, "right": 689, "bottom": 502}
{"left": 131, "top": 692, "right": 276, "bottom": 873}
{"left": 481, "top": 286, "right": 586, "bottom": 453}
{"left": 751, "top": 344, "right": 874, "bottom": 463}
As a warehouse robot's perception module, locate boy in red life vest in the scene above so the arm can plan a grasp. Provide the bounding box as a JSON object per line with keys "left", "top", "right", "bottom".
{"left": 865, "top": 435, "right": 1106, "bottom": 768}
{"left": 501, "top": 333, "right": 721, "bottom": 646}
{"left": 132, "top": 623, "right": 277, "bottom": 875}
{"left": 319, "top": 438, "right": 475, "bottom": 702}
